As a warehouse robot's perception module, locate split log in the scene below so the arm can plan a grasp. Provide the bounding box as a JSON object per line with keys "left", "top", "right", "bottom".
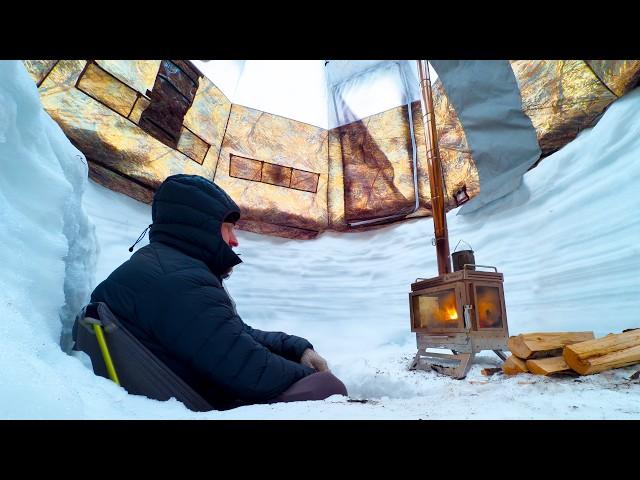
{"left": 508, "top": 332, "right": 595, "bottom": 360}
{"left": 502, "top": 355, "right": 529, "bottom": 375}
{"left": 563, "top": 330, "right": 640, "bottom": 375}
{"left": 526, "top": 356, "right": 571, "bottom": 376}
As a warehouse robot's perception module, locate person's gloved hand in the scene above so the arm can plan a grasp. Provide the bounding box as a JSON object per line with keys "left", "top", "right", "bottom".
{"left": 301, "top": 348, "right": 329, "bottom": 372}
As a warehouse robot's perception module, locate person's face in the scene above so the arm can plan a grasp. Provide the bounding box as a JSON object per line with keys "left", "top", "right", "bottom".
{"left": 221, "top": 222, "right": 239, "bottom": 249}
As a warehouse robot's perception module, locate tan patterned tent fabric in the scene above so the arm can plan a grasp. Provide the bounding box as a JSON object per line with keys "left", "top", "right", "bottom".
{"left": 23, "top": 60, "right": 640, "bottom": 239}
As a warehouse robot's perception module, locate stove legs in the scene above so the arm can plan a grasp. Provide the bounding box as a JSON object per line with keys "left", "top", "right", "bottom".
{"left": 410, "top": 348, "right": 509, "bottom": 379}
{"left": 410, "top": 349, "right": 474, "bottom": 379}
{"left": 493, "top": 350, "right": 508, "bottom": 361}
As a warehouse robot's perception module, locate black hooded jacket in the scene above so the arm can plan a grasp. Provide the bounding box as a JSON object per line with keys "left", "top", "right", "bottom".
{"left": 89, "top": 174, "right": 314, "bottom": 409}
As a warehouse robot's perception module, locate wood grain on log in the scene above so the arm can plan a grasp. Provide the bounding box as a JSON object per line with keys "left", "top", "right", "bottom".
{"left": 508, "top": 332, "right": 595, "bottom": 359}
{"left": 563, "top": 330, "right": 640, "bottom": 375}
{"left": 502, "top": 355, "right": 529, "bottom": 375}
{"left": 526, "top": 356, "right": 571, "bottom": 376}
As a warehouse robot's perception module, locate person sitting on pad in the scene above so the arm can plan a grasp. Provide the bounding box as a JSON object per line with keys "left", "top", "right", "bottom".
{"left": 89, "top": 174, "right": 347, "bottom": 410}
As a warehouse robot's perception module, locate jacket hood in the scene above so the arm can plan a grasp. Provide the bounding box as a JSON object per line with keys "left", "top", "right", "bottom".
{"left": 149, "top": 174, "right": 242, "bottom": 276}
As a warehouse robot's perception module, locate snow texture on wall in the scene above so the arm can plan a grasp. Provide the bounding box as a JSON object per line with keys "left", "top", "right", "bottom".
{"left": 0, "top": 60, "right": 98, "bottom": 417}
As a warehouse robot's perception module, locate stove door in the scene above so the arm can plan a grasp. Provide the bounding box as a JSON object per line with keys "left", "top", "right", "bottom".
{"left": 410, "top": 283, "right": 465, "bottom": 333}
{"left": 472, "top": 281, "right": 507, "bottom": 331}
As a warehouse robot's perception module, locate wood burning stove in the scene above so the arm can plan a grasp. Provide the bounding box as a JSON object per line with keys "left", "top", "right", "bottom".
{"left": 409, "top": 265, "right": 509, "bottom": 378}
{"left": 409, "top": 60, "right": 509, "bottom": 378}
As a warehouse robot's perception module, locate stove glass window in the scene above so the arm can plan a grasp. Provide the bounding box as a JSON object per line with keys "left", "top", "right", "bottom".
{"left": 412, "top": 289, "right": 461, "bottom": 330}
{"left": 475, "top": 285, "right": 504, "bottom": 329}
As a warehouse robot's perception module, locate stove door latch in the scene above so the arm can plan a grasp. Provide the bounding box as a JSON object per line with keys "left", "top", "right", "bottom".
{"left": 463, "top": 304, "right": 473, "bottom": 330}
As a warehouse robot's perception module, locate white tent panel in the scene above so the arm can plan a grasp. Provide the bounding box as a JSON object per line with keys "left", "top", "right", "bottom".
{"left": 191, "top": 60, "right": 246, "bottom": 100}
{"left": 191, "top": 59, "right": 435, "bottom": 130}
{"left": 327, "top": 60, "right": 422, "bottom": 128}
{"left": 230, "top": 60, "right": 329, "bottom": 128}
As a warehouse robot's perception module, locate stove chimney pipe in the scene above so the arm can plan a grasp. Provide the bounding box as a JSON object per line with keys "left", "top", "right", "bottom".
{"left": 417, "top": 60, "right": 451, "bottom": 275}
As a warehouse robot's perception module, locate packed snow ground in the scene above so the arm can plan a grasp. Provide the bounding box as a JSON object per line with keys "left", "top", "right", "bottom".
{"left": 1, "top": 60, "right": 639, "bottom": 418}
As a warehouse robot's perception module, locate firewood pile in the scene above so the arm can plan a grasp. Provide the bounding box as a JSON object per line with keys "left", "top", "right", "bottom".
{"left": 501, "top": 330, "right": 640, "bottom": 377}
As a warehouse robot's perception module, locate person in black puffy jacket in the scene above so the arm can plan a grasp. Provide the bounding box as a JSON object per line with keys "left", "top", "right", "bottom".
{"left": 89, "top": 174, "right": 347, "bottom": 410}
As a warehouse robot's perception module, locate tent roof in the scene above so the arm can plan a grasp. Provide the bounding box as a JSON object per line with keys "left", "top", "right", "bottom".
{"left": 191, "top": 60, "right": 436, "bottom": 129}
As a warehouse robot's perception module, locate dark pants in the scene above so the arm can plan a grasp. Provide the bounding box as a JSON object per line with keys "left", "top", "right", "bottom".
{"left": 268, "top": 371, "right": 348, "bottom": 404}
{"left": 228, "top": 371, "right": 347, "bottom": 409}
